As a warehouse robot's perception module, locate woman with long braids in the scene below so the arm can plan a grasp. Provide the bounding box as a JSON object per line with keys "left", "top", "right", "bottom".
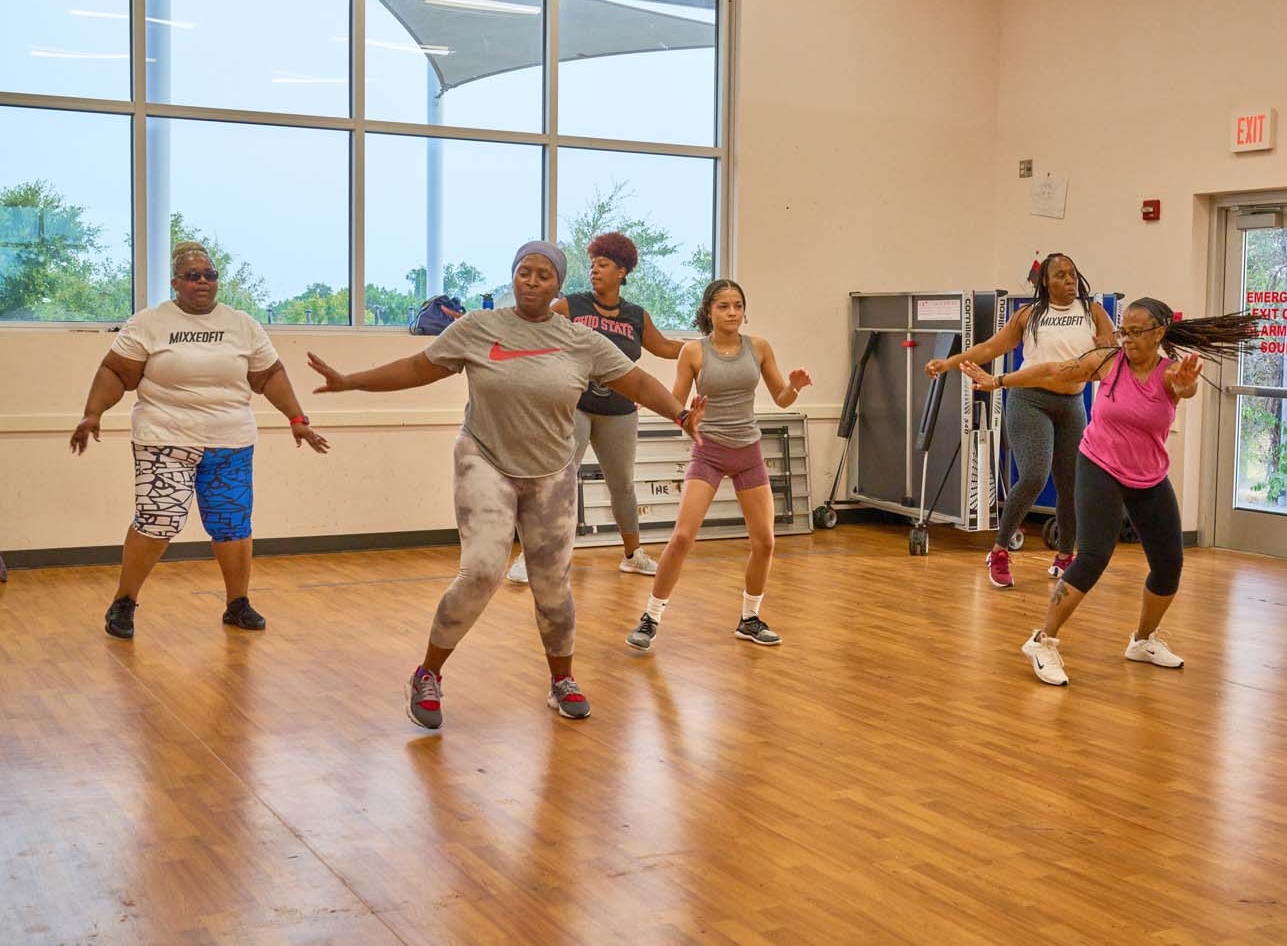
{"left": 960, "top": 299, "right": 1258, "bottom": 686}
{"left": 506, "top": 232, "right": 684, "bottom": 584}
{"left": 625, "top": 279, "right": 812, "bottom": 651}
{"left": 927, "top": 253, "right": 1115, "bottom": 588}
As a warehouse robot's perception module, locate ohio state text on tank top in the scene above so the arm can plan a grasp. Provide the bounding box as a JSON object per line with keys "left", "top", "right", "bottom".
{"left": 1079, "top": 354, "right": 1176, "bottom": 488}
{"left": 566, "top": 292, "right": 644, "bottom": 416}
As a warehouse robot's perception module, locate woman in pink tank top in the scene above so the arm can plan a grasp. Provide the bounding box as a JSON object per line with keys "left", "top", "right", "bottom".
{"left": 961, "top": 298, "right": 1258, "bottom": 687}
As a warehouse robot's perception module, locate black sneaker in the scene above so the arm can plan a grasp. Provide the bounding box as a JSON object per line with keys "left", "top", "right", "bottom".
{"left": 105, "top": 596, "right": 137, "bottom": 640}
{"left": 734, "top": 615, "right": 781, "bottom": 646}
{"left": 626, "top": 613, "right": 658, "bottom": 651}
{"left": 222, "top": 596, "right": 266, "bottom": 630}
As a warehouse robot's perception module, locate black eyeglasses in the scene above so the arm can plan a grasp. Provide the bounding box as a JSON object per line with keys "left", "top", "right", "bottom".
{"left": 1114, "top": 326, "right": 1161, "bottom": 340}
{"left": 179, "top": 269, "right": 219, "bottom": 283}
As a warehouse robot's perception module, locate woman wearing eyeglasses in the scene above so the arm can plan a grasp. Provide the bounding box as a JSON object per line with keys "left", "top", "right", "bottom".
{"left": 960, "top": 299, "right": 1258, "bottom": 686}
{"left": 926, "top": 253, "right": 1115, "bottom": 589}
{"left": 70, "top": 241, "right": 329, "bottom": 640}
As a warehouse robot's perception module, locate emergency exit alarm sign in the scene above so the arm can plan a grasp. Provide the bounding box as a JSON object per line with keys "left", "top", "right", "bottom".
{"left": 1231, "top": 107, "right": 1276, "bottom": 153}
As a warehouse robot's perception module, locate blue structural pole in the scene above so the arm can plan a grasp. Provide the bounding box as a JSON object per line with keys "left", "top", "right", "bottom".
{"left": 145, "top": 0, "right": 172, "bottom": 306}
{"left": 425, "top": 65, "right": 444, "bottom": 297}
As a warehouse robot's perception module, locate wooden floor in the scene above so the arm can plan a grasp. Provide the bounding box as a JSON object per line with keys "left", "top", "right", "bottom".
{"left": 2, "top": 525, "right": 1286, "bottom": 946}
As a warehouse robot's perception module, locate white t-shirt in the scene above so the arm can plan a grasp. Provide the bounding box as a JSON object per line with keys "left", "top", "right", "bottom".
{"left": 1022, "top": 300, "right": 1098, "bottom": 365}
{"left": 110, "top": 300, "right": 279, "bottom": 448}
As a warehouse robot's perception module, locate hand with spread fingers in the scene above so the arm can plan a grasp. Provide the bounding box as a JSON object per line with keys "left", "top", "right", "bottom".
{"left": 958, "top": 359, "right": 999, "bottom": 391}
{"left": 308, "top": 352, "right": 350, "bottom": 393}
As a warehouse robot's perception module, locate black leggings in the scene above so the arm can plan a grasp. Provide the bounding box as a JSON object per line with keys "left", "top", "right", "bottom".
{"left": 1062, "top": 453, "right": 1183, "bottom": 597}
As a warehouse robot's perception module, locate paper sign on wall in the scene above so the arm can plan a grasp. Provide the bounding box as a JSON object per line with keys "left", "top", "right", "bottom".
{"left": 916, "top": 298, "right": 962, "bottom": 322}
{"left": 1030, "top": 173, "right": 1069, "bottom": 219}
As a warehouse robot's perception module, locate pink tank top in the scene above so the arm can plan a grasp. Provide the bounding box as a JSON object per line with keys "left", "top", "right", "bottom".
{"left": 1079, "top": 354, "right": 1175, "bottom": 488}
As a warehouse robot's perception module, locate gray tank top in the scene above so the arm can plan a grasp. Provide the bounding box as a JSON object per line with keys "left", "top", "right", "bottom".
{"left": 696, "top": 335, "right": 761, "bottom": 447}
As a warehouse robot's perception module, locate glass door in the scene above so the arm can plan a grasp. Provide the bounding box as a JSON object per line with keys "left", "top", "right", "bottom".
{"left": 1213, "top": 210, "right": 1287, "bottom": 557}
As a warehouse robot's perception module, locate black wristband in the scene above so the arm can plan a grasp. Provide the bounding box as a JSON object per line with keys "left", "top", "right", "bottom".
{"left": 674, "top": 409, "right": 691, "bottom": 428}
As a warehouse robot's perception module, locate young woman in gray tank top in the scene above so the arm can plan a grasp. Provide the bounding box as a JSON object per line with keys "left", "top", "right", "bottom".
{"left": 925, "top": 253, "right": 1115, "bottom": 590}
{"left": 626, "top": 279, "right": 812, "bottom": 651}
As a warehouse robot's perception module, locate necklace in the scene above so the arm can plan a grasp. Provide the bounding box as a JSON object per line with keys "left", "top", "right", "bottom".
{"left": 592, "top": 293, "right": 621, "bottom": 311}
{"left": 712, "top": 335, "right": 741, "bottom": 356}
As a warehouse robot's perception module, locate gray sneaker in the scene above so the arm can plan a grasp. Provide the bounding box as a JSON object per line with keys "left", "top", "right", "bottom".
{"left": 406, "top": 669, "right": 443, "bottom": 730}
{"left": 619, "top": 548, "right": 659, "bottom": 576}
{"left": 548, "top": 676, "right": 590, "bottom": 719}
{"left": 734, "top": 616, "right": 781, "bottom": 646}
{"left": 506, "top": 553, "right": 528, "bottom": 584}
{"left": 626, "top": 613, "right": 658, "bottom": 651}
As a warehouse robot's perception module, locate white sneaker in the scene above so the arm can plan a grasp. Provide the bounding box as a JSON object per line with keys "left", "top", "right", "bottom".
{"left": 619, "top": 547, "right": 658, "bottom": 576}
{"left": 1021, "top": 631, "right": 1069, "bottom": 686}
{"left": 506, "top": 553, "right": 528, "bottom": 584}
{"left": 1125, "top": 630, "right": 1184, "bottom": 668}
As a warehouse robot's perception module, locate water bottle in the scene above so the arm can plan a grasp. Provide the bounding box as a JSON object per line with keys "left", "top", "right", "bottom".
{"left": 481, "top": 293, "right": 494, "bottom": 310}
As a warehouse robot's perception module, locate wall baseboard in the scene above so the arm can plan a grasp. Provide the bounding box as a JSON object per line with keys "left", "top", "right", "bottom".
{"left": 1, "top": 529, "right": 461, "bottom": 571}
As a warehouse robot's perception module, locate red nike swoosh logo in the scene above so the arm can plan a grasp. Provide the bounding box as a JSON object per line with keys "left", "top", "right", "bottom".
{"left": 489, "top": 341, "right": 562, "bottom": 361}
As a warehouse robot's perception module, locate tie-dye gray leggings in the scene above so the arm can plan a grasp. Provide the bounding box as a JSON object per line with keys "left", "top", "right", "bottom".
{"left": 429, "top": 433, "right": 579, "bottom": 656}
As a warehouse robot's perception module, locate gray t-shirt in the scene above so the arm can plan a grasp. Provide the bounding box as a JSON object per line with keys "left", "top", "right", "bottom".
{"left": 425, "top": 307, "right": 635, "bottom": 477}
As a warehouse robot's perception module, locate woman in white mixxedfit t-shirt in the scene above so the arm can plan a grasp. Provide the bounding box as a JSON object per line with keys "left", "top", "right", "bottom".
{"left": 70, "top": 242, "right": 329, "bottom": 640}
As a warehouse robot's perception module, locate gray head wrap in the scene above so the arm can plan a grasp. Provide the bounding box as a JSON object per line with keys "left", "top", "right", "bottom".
{"left": 511, "top": 240, "right": 567, "bottom": 288}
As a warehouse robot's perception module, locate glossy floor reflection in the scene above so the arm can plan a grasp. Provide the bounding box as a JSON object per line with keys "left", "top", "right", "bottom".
{"left": 1, "top": 526, "right": 1285, "bottom": 944}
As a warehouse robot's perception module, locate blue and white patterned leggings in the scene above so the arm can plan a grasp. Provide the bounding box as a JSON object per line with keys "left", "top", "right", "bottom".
{"left": 131, "top": 443, "right": 254, "bottom": 542}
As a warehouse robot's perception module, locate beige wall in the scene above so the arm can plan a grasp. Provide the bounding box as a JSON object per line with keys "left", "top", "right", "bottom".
{"left": 993, "top": 0, "right": 1287, "bottom": 529}
{"left": 735, "top": 0, "right": 1002, "bottom": 507}
{"left": 0, "top": 0, "right": 1005, "bottom": 554}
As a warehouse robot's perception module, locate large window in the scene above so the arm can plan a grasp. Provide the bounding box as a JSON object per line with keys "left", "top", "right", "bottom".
{"left": 0, "top": 107, "right": 133, "bottom": 322}
{"left": 0, "top": 0, "right": 727, "bottom": 327}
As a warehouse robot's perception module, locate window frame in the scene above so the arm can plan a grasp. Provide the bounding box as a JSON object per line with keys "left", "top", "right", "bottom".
{"left": 0, "top": 0, "right": 733, "bottom": 330}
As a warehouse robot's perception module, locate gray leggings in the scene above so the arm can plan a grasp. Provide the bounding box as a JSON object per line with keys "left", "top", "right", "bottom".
{"left": 429, "top": 434, "right": 580, "bottom": 656}
{"left": 998, "top": 387, "right": 1086, "bottom": 554}
{"left": 573, "top": 409, "right": 640, "bottom": 535}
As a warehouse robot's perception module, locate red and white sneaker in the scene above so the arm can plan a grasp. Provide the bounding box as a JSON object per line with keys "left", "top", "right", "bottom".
{"left": 406, "top": 668, "right": 443, "bottom": 730}
{"left": 1048, "top": 552, "right": 1075, "bottom": 579}
{"left": 548, "top": 675, "right": 591, "bottom": 719}
{"left": 986, "top": 548, "right": 1014, "bottom": 588}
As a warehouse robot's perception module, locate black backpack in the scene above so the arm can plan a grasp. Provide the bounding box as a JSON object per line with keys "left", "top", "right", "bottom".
{"left": 409, "top": 295, "right": 464, "bottom": 335}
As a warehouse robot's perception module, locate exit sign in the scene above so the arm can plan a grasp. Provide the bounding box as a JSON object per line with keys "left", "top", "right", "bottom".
{"left": 1232, "top": 107, "right": 1277, "bottom": 153}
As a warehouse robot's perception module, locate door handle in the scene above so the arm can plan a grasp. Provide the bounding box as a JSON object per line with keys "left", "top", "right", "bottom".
{"left": 1225, "top": 384, "right": 1287, "bottom": 398}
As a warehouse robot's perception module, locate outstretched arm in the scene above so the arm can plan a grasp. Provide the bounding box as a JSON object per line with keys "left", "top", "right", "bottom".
{"left": 607, "top": 367, "right": 707, "bottom": 444}
{"left": 926, "top": 306, "right": 1028, "bottom": 377}
{"left": 641, "top": 312, "right": 685, "bottom": 359}
{"left": 307, "top": 351, "right": 455, "bottom": 393}
{"left": 754, "top": 337, "right": 811, "bottom": 408}
{"left": 70, "top": 351, "right": 145, "bottom": 454}
{"left": 252, "top": 361, "right": 329, "bottom": 453}
{"left": 960, "top": 347, "right": 1117, "bottom": 391}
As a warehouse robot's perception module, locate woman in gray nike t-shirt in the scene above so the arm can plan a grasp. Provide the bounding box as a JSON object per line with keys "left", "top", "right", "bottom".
{"left": 307, "top": 241, "right": 706, "bottom": 730}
